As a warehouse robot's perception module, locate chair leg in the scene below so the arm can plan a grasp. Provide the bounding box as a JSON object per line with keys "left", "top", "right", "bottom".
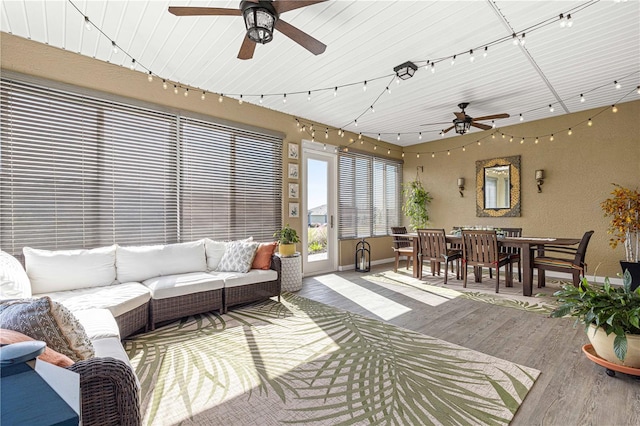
{"left": 572, "top": 270, "right": 581, "bottom": 287}
{"left": 537, "top": 268, "right": 545, "bottom": 288}
{"left": 443, "top": 260, "right": 449, "bottom": 284}
{"left": 517, "top": 260, "right": 522, "bottom": 282}
{"left": 495, "top": 267, "right": 500, "bottom": 293}
{"left": 462, "top": 263, "right": 468, "bottom": 288}
{"left": 394, "top": 254, "right": 399, "bottom": 273}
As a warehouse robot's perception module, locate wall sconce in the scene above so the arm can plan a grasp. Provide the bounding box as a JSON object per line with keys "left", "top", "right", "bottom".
{"left": 457, "top": 177, "right": 465, "bottom": 197}
{"left": 535, "top": 169, "right": 545, "bottom": 192}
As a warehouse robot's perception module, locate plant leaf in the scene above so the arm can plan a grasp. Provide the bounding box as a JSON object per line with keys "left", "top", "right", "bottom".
{"left": 613, "top": 334, "right": 628, "bottom": 361}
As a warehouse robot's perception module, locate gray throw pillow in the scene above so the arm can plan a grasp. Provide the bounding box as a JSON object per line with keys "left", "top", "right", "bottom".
{"left": 0, "top": 296, "right": 94, "bottom": 362}
{"left": 216, "top": 241, "right": 259, "bottom": 273}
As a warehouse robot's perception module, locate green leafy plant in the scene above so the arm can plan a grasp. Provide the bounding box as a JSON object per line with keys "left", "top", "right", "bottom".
{"left": 601, "top": 183, "right": 640, "bottom": 262}
{"left": 550, "top": 270, "right": 640, "bottom": 361}
{"left": 273, "top": 224, "right": 300, "bottom": 244}
{"left": 402, "top": 179, "right": 432, "bottom": 230}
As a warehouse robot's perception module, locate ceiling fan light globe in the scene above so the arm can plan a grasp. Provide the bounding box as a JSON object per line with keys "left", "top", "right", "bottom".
{"left": 243, "top": 4, "right": 276, "bottom": 44}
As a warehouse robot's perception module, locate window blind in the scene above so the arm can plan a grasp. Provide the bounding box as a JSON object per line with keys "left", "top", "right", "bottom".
{"left": 0, "top": 76, "right": 283, "bottom": 254}
{"left": 338, "top": 151, "right": 402, "bottom": 239}
{"left": 179, "top": 117, "right": 282, "bottom": 242}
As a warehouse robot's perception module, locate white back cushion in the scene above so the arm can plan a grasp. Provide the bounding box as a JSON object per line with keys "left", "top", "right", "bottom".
{"left": 117, "top": 241, "right": 207, "bottom": 283}
{"left": 24, "top": 245, "right": 117, "bottom": 294}
{"left": 0, "top": 250, "right": 32, "bottom": 299}
{"left": 204, "top": 239, "right": 227, "bottom": 271}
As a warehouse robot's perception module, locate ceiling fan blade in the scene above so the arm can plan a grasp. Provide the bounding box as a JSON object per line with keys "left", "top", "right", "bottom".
{"left": 471, "top": 122, "right": 492, "bottom": 131}
{"left": 168, "top": 7, "right": 242, "bottom": 16}
{"left": 442, "top": 125, "right": 455, "bottom": 134}
{"left": 274, "top": 0, "right": 328, "bottom": 14}
{"left": 274, "top": 19, "right": 326, "bottom": 55}
{"left": 238, "top": 36, "right": 256, "bottom": 60}
{"left": 454, "top": 112, "right": 466, "bottom": 120}
{"left": 472, "top": 113, "right": 510, "bottom": 121}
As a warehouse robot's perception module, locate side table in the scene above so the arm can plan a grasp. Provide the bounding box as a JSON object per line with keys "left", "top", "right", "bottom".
{"left": 277, "top": 252, "right": 302, "bottom": 292}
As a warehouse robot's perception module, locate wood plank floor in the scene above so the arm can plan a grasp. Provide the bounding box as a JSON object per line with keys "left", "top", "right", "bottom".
{"left": 297, "top": 263, "right": 640, "bottom": 426}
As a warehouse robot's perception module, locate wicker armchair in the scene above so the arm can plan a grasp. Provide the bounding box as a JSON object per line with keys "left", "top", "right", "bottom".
{"left": 67, "top": 357, "right": 141, "bottom": 426}
{"left": 223, "top": 255, "right": 282, "bottom": 313}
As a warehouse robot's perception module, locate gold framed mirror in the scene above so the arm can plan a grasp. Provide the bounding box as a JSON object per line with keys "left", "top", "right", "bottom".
{"left": 476, "top": 155, "right": 521, "bottom": 217}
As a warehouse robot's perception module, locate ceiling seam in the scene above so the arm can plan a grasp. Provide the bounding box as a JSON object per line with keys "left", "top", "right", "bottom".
{"left": 486, "top": 0, "right": 570, "bottom": 114}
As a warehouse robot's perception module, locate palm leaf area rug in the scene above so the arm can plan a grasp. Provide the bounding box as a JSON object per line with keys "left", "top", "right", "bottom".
{"left": 124, "top": 293, "right": 539, "bottom": 426}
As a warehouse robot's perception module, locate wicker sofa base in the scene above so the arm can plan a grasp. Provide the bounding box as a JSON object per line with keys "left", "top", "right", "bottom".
{"left": 224, "top": 280, "right": 281, "bottom": 313}
{"left": 149, "top": 288, "right": 223, "bottom": 330}
{"left": 114, "top": 302, "right": 149, "bottom": 339}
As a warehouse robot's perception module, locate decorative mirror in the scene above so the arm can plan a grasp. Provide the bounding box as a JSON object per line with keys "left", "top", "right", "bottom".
{"left": 476, "top": 155, "right": 521, "bottom": 217}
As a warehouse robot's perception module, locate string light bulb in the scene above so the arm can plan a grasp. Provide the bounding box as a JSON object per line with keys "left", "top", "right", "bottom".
{"left": 559, "top": 13, "right": 566, "bottom": 28}
{"left": 397, "top": 133, "right": 401, "bottom": 141}
{"left": 296, "top": 119, "right": 300, "bottom": 128}
{"left": 283, "top": 93, "right": 287, "bottom": 103}
{"left": 323, "top": 143, "right": 327, "bottom": 151}
{"left": 483, "top": 46, "right": 488, "bottom": 58}
{"left": 184, "top": 88, "right": 188, "bottom": 97}
{"left": 550, "top": 134, "right": 554, "bottom": 141}
{"left": 566, "top": 14, "right": 573, "bottom": 27}
{"left": 568, "top": 128, "right": 573, "bottom": 135}
{"left": 549, "top": 104, "right": 554, "bottom": 112}
{"left": 354, "top": 119, "right": 358, "bottom": 127}
{"left": 260, "top": 94, "right": 264, "bottom": 104}
{"left": 147, "top": 72, "right": 153, "bottom": 82}
{"left": 416, "top": 153, "right": 420, "bottom": 158}
{"left": 239, "top": 94, "right": 243, "bottom": 104}
{"left": 615, "top": 81, "right": 621, "bottom": 89}
{"left": 370, "top": 105, "right": 375, "bottom": 113}
{"left": 580, "top": 94, "right": 585, "bottom": 102}
{"left": 477, "top": 141, "right": 481, "bottom": 146}
{"left": 402, "top": 152, "right": 405, "bottom": 158}
{"left": 612, "top": 105, "right": 618, "bottom": 113}
{"left": 218, "top": 94, "right": 224, "bottom": 103}
{"left": 492, "top": 121, "right": 496, "bottom": 129}
{"left": 430, "top": 62, "right": 435, "bottom": 73}
{"left": 492, "top": 133, "right": 496, "bottom": 139}
{"left": 447, "top": 150, "right": 451, "bottom": 156}
{"left": 201, "top": 91, "right": 206, "bottom": 101}
{"left": 451, "top": 55, "right": 456, "bottom": 66}
{"left": 509, "top": 136, "right": 514, "bottom": 142}
{"left": 325, "top": 128, "right": 329, "bottom": 139}
{"left": 334, "top": 87, "right": 338, "bottom": 97}
{"left": 469, "top": 49, "right": 475, "bottom": 62}
{"left": 502, "top": 133, "right": 505, "bottom": 139}
{"left": 377, "top": 134, "right": 381, "bottom": 141}
{"left": 387, "top": 148, "right": 391, "bottom": 155}
{"left": 419, "top": 132, "right": 422, "bottom": 140}
{"left": 130, "top": 59, "right": 136, "bottom": 71}
{"left": 519, "top": 114, "right": 524, "bottom": 121}
{"left": 358, "top": 133, "right": 362, "bottom": 140}
{"left": 588, "top": 118, "right": 593, "bottom": 126}
{"left": 535, "top": 137, "right": 539, "bottom": 144}
{"left": 512, "top": 33, "right": 519, "bottom": 45}
{"left": 173, "top": 85, "right": 178, "bottom": 95}
{"left": 111, "top": 41, "right": 118, "bottom": 54}
{"left": 84, "top": 16, "right": 91, "bottom": 31}
{"left": 440, "top": 130, "right": 445, "bottom": 137}
{"left": 520, "top": 33, "right": 526, "bottom": 45}
{"left": 162, "top": 79, "right": 167, "bottom": 90}
{"left": 462, "top": 146, "right": 466, "bottom": 152}
{"left": 386, "top": 86, "right": 391, "bottom": 94}
{"left": 373, "top": 145, "right": 377, "bottom": 150}
{"left": 637, "top": 86, "right": 640, "bottom": 94}
{"left": 520, "top": 138, "right": 525, "bottom": 144}
{"left": 363, "top": 81, "right": 367, "bottom": 92}
{"left": 432, "top": 153, "right": 435, "bottom": 158}
{"left": 307, "top": 91, "right": 311, "bottom": 101}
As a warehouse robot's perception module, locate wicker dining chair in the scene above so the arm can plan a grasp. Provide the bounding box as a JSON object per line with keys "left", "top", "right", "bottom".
{"left": 391, "top": 226, "right": 414, "bottom": 273}
{"left": 534, "top": 230, "right": 594, "bottom": 287}
{"left": 462, "top": 230, "right": 513, "bottom": 293}
{"left": 417, "top": 228, "right": 461, "bottom": 284}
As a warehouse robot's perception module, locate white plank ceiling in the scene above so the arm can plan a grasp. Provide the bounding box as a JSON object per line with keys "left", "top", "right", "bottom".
{"left": 2, "top": 0, "right": 639, "bottom": 146}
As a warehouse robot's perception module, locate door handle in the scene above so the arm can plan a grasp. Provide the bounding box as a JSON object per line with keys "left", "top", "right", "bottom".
{"left": 330, "top": 215, "right": 334, "bottom": 228}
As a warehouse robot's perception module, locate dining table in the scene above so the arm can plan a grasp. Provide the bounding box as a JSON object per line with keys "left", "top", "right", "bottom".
{"left": 391, "top": 233, "right": 581, "bottom": 296}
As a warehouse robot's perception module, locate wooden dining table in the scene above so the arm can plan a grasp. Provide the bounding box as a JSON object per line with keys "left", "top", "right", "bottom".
{"left": 392, "top": 233, "right": 581, "bottom": 296}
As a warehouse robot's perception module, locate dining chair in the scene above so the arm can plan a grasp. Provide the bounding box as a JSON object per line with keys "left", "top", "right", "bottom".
{"left": 534, "top": 230, "right": 594, "bottom": 287}
{"left": 489, "top": 227, "right": 522, "bottom": 282}
{"left": 461, "top": 230, "right": 512, "bottom": 293}
{"left": 391, "top": 226, "right": 414, "bottom": 273}
{"left": 417, "top": 229, "right": 461, "bottom": 284}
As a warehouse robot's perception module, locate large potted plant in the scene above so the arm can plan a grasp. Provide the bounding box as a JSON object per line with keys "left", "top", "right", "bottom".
{"left": 601, "top": 183, "right": 640, "bottom": 290}
{"left": 274, "top": 224, "right": 300, "bottom": 257}
{"left": 551, "top": 270, "right": 640, "bottom": 368}
{"left": 402, "top": 179, "right": 432, "bottom": 231}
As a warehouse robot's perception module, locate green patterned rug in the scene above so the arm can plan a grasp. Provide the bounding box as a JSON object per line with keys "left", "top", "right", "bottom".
{"left": 366, "top": 270, "right": 561, "bottom": 315}
{"left": 124, "top": 294, "right": 540, "bottom": 425}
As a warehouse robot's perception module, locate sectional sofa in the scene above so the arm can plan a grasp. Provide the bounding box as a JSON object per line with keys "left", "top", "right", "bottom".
{"left": 0, "top": 238, "right": 282, "bottom": 426}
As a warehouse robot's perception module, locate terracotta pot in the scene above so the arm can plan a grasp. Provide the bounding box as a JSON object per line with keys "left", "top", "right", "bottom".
{"left": 278, "top": 243, "right": 296, "bottom": 257}
{"left": 587, "top": 324, "right": 640, "bottom": 368}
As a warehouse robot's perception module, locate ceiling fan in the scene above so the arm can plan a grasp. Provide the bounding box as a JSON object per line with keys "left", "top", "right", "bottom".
{"left": 442, "top": 103, "right": 510, "bottom": 135}
{"left": 168, "top": 1, "right": 327, "bottom": 60}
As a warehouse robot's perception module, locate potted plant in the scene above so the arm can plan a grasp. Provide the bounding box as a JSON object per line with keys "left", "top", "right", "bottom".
{"left": 402, "top": 179, "right": 432, "bottom": 230}
{"left": 601, "top": 183, "right": 640, "bottom": 290}
{"left": 273, "top": 224, "right": 300, "bottom": 257}
{"left": 550, "top": 270, "right": 640, "bottom": 368}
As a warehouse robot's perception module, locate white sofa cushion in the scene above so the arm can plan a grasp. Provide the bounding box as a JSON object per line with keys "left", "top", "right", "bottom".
{"left": 37, "top": 282, "right": 151, "bottom": 318}
{"left": 72, "top": 308, "right": 120, "bottom": 340}
{"left": 0, "top": 250, "right": 32, "bottom": 299}
{"left": 204, "top": 239, "right": 227, "bottom": 271}
{"left": 116, "top": 241, "right": 207, "bottom": 283}
{"left": 143, "top": 272, "right": 225, "bottom": 300}
{"left": 216, "top": 240, "right": 259, "bottom": 273}
{"left": 218, "top": 269, "right": 278, "bottom": 289}
{"left": 24, "top": 245, "right": 117, "bottom": 294}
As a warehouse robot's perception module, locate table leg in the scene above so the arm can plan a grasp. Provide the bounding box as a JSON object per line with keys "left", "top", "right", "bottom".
{"left": 522, "top": 243, "right": 533, "bottom": 296}
{"left": 413, "top": 242, "right": 420, "bottom": 278}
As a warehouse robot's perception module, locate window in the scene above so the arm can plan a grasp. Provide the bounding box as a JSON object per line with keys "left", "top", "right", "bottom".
{"left": 338, "top": 151, "right": 402, "bottom": 239}
{"left": 0, "top": 76, "right": 282, "bottom": 254}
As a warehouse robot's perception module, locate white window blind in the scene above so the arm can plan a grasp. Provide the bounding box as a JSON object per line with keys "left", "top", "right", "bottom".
{"left": 338, "top": 151, "right": 402, "bottom": 239}
{"left": 179, "top": 117, "right": 282, "bottom": 242}
{"left": 0, "top": 77, "right": 283, "bottom": 254}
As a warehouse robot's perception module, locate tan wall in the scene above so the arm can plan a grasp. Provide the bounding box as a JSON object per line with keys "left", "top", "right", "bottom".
{"left": 2, "top": 33, "right": 638, "bottom": 275}
{"left": 401, "top": 101, "right": 640, "bottom": 278}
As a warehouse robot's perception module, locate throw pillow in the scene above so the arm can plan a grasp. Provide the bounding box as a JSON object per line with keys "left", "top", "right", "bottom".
{"left": 216, "top": 241, "right": 259, "bottom": 273}
{"left": 0, "top": 329, "right": 74, "bottom": 367}
{"left": 251, "top": 242, "right": 277, "bottom": 270}
{"left": 0, "top": 250, "right": 32, "bottom": 299}
{"left": 204, "top": 239, "right": 227, "bottom": 271}
{"left": 0, "top": 297, "right": 94, "bottom": 362}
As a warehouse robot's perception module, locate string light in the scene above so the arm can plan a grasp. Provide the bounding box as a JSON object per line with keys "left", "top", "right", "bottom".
{"left": 520, "top": 138, "right": 525, "bottom": 144}
{"left": 200, "top": 91, "right": 205, "bottom": 101}
{"left": 419, "top": 132, "right": 422, "bottom": 140}
{"left": 173, "top": 85, "right": 178, "bottom": 95}
{"left": 535, "top": 137, "right": 539, "bottom": 144}
{"left": 296, "top": 119, "right": 300, "bottom": 127}
{"left": 637, "top": 86, "right": 640, "bottom": 94}
{"left": 373, "top": 145, "right": 377, "bottom": 150}
{"left": 354, "top": 119, "right": 358, "bottom": 127}
{"left": 363, "top": 81, "right": 367, "bottom": 92}
{"left": 477, "top": 141, "right": 481, "bottom": 146}
{"left": 580, "top": 94, "right": 585, "bottom": 102}
{"left": 239, "top": 94, "right": 243, "bottom": 104}
{"left": 283, "top": 93, "right": 287, "bottom": 103}
{"left": 84, "top": 16, "right": 91, "bottom": 31}
{"left": 550, "top": 134, "right": 554, "bottom": 141}
{"left": 430, "top": 63, "right": 435, "bottom": 74}
{"left": 387, "top": 148, "right": 391, "bottom": 155}
{"left": 549, "top": 104, "right": 554, "bottom": 112}
{"left": 325, "top": 128, "right": 329, "bottom": 139}
{"left": 397, "top": 133, "right": 401, "bottom": 141}
{"left": 447, "top": 150, "right": 451, "bottom": 156}
{"left": 184, "top": 88, "right": 189, "bottom": 97}
{"left": 111, "top": 41, "right": 118, "bottom": 54}
{"left": 334, "top": 87, "right": 338, "bottom": 97}
{"left": 483, "top": 46, "right": 488, "bottom": 58}
{"left": 568, "top": 128, "right": 573, "bottom": 135}
{"left": 130, "top": 59, "right": 136, "bottom": 71}
{"left": 509, "top": 136, "right": 514, "bottom": 142}
{"left": 588, "top": 118, "right": 593, "bottom": 126}
{"left": 566, "top": 14, "right": 573, "bottom": 27}
{"left": 162, "top": 79, "right": 167, "bottom": 90}
{"left": 358, "top": 133, "right": 362, "bottom": 140}
{"left": 440, "top": 131, "right": 445, "bottom": 137}
{"left": 147, "top": 71, "right": 153, "bottom": 82}
{"left": 612, "top": 105, "right": 618, "bottom": 113}
{"left": 451, "top": 55, "right": 456, "bottom": 66}
{"left": 492, "top": 121, "right": 496, "bottom": 129}
{"left": 323, "top": 143, "right": 327, "bottom": 151}
{"left": 416, "top": 153, "right": 420, "bottom": 158}
{"left": 615, "top": 81, "right": 621, "bottom": 89}
{"left": 377, "top": 134, "right": 381, "bottom": 141}
{"left": 519, "top": 114, "right": 524, "bottom": 122}
{"left": 492, "top": 133, "right": 496, "bottom": 139}
{"left": 512, "top": 33, "right": 519, "bottom": 45}
{"left": 370, "top": 105, "right": 375, "bottom": 113}
{"left": 307, "top": 91, "right": 311, "bottom": 101}
{"left": 520, "top": 33, "right": 526, "bottom": 45}
{"left": 462, "top": 146, "right": 466, "bottom": 152}
{"left": 218, "top": 94, "right": 224, "bottom": 103}
{"left": 469, "top": 49, "right": 475, "bottom": 62}
{"left": 386, "top": 87, "right": 391, "bottom": 94}
{"left": 559, "top": 13, "right": 566, "bottom": 28}
{"left": 260, "top": 94, "right": 264, "bottom": 104}
{"left": 402, "top": 152, "right": 405, "bottom": 158}
{"left": 432, "top": 153, "right": 435, "bottom": 158}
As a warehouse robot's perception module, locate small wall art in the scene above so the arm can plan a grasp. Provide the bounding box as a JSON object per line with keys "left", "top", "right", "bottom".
{"left": 289, "top": 202, "right": 299, "bottom": 218}
{"left": 288, "top": 163, "right": 299, "bottom": 179}
{"left": 288, "top": 143, "right": 299, "bottom": 160}
{"left": 288, "top": 183, "right": 299, "bottom": 199}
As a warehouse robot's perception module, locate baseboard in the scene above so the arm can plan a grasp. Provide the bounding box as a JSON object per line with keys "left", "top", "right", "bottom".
{"left": 338, "top": 257, "right": 395, "bottom": 272}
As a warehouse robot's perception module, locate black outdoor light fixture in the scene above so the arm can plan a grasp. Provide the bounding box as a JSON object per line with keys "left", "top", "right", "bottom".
{"left": 454, "top": 117, "right": 472, "bottom": 135}
{"left": 393, "top": 61, "right": 418, "bottom": 80}
{"left": 242, "top": 0, "right": 277, "bottom": 44}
